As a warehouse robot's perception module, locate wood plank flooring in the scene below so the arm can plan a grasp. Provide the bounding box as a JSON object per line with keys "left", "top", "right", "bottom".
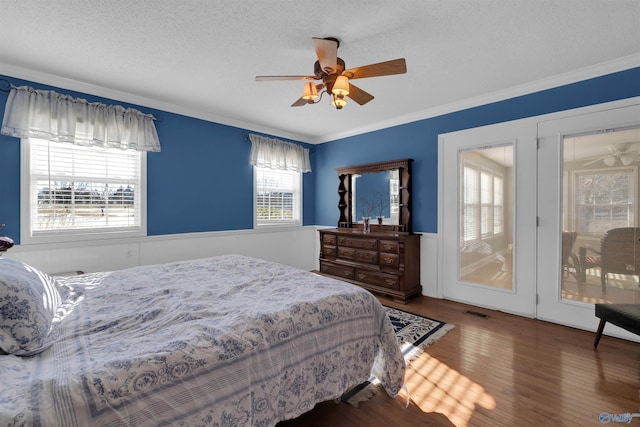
{"left": 278, "top": 296, "right": 640, "bottom": 427}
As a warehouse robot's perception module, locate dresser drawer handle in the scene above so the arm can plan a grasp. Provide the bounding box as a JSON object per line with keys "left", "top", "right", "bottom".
{"left": 385, "top": 279, "right": 396, "bottom": 285}
{"left": 383, "top": 257, "right": 394, "bottom": 264}
{"left": 383, "top": 244, "right": 394, "bottom": 251}
{"left": 357, "top": 273, "right": 367, "bottom": 280}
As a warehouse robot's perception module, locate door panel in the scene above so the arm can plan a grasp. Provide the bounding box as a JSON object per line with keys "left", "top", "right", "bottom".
{"left": 440, "top": 119, "right": 537, "bottom": 317}
{"left": 537, "top": 102, "right": 640, "bottom": 340}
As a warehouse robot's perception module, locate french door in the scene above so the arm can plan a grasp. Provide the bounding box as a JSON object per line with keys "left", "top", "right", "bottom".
{"left": 537, "top": 102, "right": 640, "bottom": 339}
{"left": 439, "top": 119, "right": 537, "bottom": 317}
{"left": 439, "top": 98, "right": 640, "bottom": 341}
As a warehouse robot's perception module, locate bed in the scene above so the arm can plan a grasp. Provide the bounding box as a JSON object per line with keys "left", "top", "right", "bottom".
{"left": 0, "top": 254, "right": 405, "bottom": 426}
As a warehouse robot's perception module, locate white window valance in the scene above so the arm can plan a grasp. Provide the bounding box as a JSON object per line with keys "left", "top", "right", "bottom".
{"left": 1, "top": 86, "right": 161, "bottom": 152}
{"left": 249, "top": 134, "right": 311, "bottom": 173}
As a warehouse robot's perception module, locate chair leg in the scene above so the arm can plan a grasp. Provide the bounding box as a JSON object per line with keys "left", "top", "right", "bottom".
{"left": 572, "top": 257, "right": 584, "bottom": 290}
{"left": 594, "top": 319, "right": 606, "bottom": 348}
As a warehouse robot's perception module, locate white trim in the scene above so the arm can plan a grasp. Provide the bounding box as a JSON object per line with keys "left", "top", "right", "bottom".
{"left": 0, "top": 62, "right": 309, "bottom": 144}
{"left": 19, "top": 138, "right": 148, "bottom": 245}
{"left": 314, "top": 53, "right": 640, "bottom": 143}
{"left": 5, "top": 226, "right": 320, "bottom": 275}
{"left": 3, "top": 53, "right": 639, "bottom": 145}
{"left": 8, "top": 225, "right": 317, "bottom": 253}
{"left": 253, "top": 166, "right": 303, "bottom": 228}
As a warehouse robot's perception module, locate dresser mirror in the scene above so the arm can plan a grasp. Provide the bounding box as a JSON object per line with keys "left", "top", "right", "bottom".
{"left": 351, "top": 170, "right": 400, "bottom": 225}
{"left": 336, "top": 158, "right": 413, "bottom": 233}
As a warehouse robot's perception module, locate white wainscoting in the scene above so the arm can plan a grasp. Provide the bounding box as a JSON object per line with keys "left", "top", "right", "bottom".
{"left": 419, "top": 232, "right": 439, "bottom": 298}
{"left": 6, "top": 226, "right": 320, "bottom": 275}
{"left": 6, "top": 226, "right": 439, "bottom": 299}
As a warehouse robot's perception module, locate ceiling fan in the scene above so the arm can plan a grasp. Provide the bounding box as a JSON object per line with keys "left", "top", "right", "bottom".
{"left": 255, "top": 37, "right": 407, "bottom": 109}
{"left": 582, "top": 143, "right": 639, "bottom": 166}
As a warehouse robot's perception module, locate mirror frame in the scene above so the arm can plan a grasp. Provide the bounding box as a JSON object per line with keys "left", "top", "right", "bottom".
{"left": 336, "top": 158, "right": 413, "bottom": 233}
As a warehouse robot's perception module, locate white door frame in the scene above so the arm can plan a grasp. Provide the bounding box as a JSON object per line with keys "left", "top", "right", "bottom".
{"left": 438, "top": 118, "right": 537, "bottom": 317}
{"left": 536, "top": 98, "right": 640, "bottom": 341}
{"left": 437, "top": 96, "right": 640, "bottom": 339}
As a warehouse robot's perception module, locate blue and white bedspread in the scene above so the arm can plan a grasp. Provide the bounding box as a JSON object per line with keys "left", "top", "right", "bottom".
{"left": 0, "top": 255, "right": 405, "bottom": 426}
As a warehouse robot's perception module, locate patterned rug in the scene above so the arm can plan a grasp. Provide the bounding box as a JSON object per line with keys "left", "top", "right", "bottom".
{"left": 342, "top": 306, "right": 455, "bottom": 406}
{"left": 386, "top": 306, "right": 455, "bottom": 361}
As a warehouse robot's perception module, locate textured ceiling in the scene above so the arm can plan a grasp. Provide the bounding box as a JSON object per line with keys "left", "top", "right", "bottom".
{"left": 0, "top": 1, "right": 639, "bottom": 143}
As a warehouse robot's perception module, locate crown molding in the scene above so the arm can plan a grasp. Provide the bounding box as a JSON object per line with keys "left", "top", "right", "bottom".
{"left": 0, "top": 62, "right": 313, "bottom": 144}
{"left": 3, "top": 53, "right": 639, "bottom": 146}
{"left": 312, "top": 53, "right": 640, "bottom": 144}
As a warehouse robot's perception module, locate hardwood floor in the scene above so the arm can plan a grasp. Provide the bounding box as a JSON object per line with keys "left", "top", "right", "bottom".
{"left": 278, "top": 296, "right": 640, "bottom": 427}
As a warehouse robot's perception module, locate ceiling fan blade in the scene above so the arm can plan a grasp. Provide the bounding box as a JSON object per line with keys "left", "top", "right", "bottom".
{"left": 291, "top": 97, "right": 309, "bottom": 107}
{"left": 312, "top": 37, "right": 338, "bottom": 74}
{"left": 582, "top": 158, "right": 604, "bottom": 166}
{"left": 255, "top": 75, "right": 317, "bottom": 81}
{"left": 342, "top": 58, "right": 407, "bottom": 80}
{"left": 347, "top": 83, "right": 375, "bottom": 105}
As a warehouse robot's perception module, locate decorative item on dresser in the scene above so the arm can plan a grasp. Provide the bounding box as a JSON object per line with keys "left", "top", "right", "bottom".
{"left": 318, "top": 159, "right": 422, "bottom": 303}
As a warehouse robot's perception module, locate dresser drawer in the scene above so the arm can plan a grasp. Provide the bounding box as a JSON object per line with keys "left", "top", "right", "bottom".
{"left": 322, "top": 245, "right": 337, "bottom": 259}
{"left": 355, "top": 269, "right": 400, "bottom": 290}
{"left": 379, "top": 253, "right": 400, "bottom": 268}
{"left": 338, "top": 247, "right": 378, "bottom": 265}
{"left": 337, "top": 236, "right": 377, "bottom": 250}
{"left": 322, "top": 233, "right": 337, "bottom": 245}
{"left": 379, "top": 240, "right": 399, "bottom": 253}
{"left": 355, "top": 250, "right": 378, "bottom": 265}
{"left": 320, "top": 261, "right": 355, "bottom": 280}
{"left": 338, "top": 246, "right": 356, "bottom": 261}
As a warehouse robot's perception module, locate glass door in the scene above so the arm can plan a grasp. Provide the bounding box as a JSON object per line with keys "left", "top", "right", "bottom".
{"left": 440, "top": 119, "right": 537, "bottom": 316}
{"left": 537, "top": 101, "right": 640, "bottom": 339}
{"left": 459, "top": 145, "right": 513, "bottom": 289}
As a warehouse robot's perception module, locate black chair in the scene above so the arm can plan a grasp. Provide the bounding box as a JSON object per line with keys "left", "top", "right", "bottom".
{"left": 580, "top": 227, "right": 640, "bottom": 293}
{"left": 594, "top": 304, "right": 640, "bottom": 348}
{"left": 561, "top": 231, "right": 581, "bottom": 284}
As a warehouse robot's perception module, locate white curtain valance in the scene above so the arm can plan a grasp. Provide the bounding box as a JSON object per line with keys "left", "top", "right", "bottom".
{"left": 249, "top": 134, "right": 311, "bottom": 173}
{"left": 1, "top": 86, "right": 161, "bottom": 152}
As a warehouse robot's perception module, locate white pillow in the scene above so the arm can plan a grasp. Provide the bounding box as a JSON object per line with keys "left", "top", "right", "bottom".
{"left": 0, "top": 258, "right": 61, "bottom": 356}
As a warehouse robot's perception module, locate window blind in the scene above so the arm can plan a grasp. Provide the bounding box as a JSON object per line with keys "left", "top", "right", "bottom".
{"left": 29, "top": 138, "right": 142, "bottom": 234}
{"left": 462, "top": 163, "right": 504, "bottom": 241}
{"left": 255, "top": 168, "right": 299, "bottom": 224}
{"left": 575, "top": 168, "right": 636, "bottom": 234}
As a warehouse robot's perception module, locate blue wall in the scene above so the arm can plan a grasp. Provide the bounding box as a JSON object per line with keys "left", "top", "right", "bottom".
{"left": 314, "top": 67, "right": 640, "bottom": 232}
{"left": 2, "top": 67, "right": 639, "bottom": 243}
{"left": 0, "top": 75, "right": 315, "bottom": 243}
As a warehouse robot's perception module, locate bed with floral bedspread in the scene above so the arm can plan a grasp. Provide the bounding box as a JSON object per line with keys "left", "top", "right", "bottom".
{"left": 0, "top": 254, "right": 405, "bottom": 426}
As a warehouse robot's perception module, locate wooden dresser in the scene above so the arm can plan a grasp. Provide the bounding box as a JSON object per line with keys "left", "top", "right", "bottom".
{"left": 319, "top": 228, "right": 421, "bottom": 303}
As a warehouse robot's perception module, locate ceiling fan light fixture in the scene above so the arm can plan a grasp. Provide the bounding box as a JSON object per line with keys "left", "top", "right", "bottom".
{"left": 621, "top": 154, "right": 634, "bottom": 165}
{"left": 603, "top": 156, "right": 616, "bottom": 166}
{"left": 302, "top": 82, "right": 318, "bottom": 100}
{"left": 256, "top": 37, "right": 406, "bottom": 108}
{"left": 332, "top": 94, "right": 347, "bottom": 109}
{"left": 333, "top": 75, "right": 349, "bottom": 96}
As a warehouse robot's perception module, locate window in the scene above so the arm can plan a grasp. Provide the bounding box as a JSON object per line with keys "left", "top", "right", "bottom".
{"left": 574, "top": 167, "right": 637, "bottom": 235}
{"left": 21, "top": 138, "right": 146, "bottom": 243}
{"left": 254, "top": 167, "right": 301, "bottom": 226}
{"left": 462, "top": 162, "right": 504, "bottom": 241}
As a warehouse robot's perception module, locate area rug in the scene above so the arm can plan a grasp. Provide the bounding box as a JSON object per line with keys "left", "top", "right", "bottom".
{"left": 341, "top": 306, "right": 455, "bottom": 406}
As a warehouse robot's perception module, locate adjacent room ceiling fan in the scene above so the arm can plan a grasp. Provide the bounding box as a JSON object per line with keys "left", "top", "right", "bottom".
{"left": 582, "top": 143, "right": 639, "bottom": 166}
{"left": 255, "top": 37, "right": 407, "bottom": 109}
